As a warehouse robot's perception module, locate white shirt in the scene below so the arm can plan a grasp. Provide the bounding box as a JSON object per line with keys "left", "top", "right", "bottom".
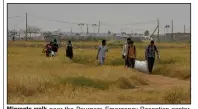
{"left": 98, "top": 45, "right": 108, "bottom": 58}
{"left": 122, "top": 43, "right": 128, "bottom": 56}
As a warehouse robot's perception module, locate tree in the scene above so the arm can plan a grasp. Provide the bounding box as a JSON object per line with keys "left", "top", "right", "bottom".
{"left": 76, "top": 33, "right": 80, "bottom": 36}
{"left": 27, "top": 26, "right": 40, "bottom": 37}
{"left": 43, "top": 31, "right": 52, "bottom": 39}
{"left": 144, "top": 30, "right": 150, "bottom": 36}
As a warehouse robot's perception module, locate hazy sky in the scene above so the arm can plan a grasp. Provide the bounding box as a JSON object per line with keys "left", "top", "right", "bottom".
{"left": 8, "top": 4, "right": 190, "bottom": 34}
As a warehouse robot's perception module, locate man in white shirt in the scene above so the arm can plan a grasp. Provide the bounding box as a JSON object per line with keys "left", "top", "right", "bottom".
{"left": 96, "top": 40, "right": 108, "bottom": 65}
{"left": 122, "top": 38, "right": 131, "bottom": 67}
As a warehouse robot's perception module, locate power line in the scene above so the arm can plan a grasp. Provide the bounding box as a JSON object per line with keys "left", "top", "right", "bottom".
{"left": 8, "top": 15, "right": 23, "bottom": 19}
{"left": 28, "top": 15, "right": 78, "bottom": 25}
{"left": 100, "top": 20, "right": 157, "bottom": 27}
{"left": 122, "top": 21, "right": 157, "bottom": 26}
{"left": 27, "top": 14, "right": 94, "bottom": 26}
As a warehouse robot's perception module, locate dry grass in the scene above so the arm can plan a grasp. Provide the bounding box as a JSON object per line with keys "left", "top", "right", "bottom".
{"left": 8, "top": 40, "right": 190, "bottom": 48}
{"left": 8, "top": 41, "right": 190, "bottom": 104}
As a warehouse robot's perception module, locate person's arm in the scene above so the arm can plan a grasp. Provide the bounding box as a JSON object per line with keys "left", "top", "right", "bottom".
{"left": 134, "top": 46, "right": 136, "bottom": 58}
{"left": 122, "top": 45, "right": 125, "bottom": 56}
{"left": 125, "top": 45, "right": 129, "bottom": 59}
{"left": 57, "top": 43, "right": 59, "bottom": 48}
{"left": 145, "top": 47, "right": 148, "bottom": 60}
{"left": 42, "top": 44, "right": 47, "bottom": 52}
{"left": 96, "top": 46, "right": 101, "bottom": 59}
{"left": 154, "top": 45, "right": 160, "bottom": 57}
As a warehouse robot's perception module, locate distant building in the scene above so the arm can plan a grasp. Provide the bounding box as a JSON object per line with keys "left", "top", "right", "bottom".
{"left": 165, "top": 32, "right": 190, "bottom": 42}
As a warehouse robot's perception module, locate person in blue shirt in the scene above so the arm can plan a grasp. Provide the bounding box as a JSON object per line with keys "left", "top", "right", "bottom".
{"left": 145, "top": 40, "right": 160, "bottom": 74}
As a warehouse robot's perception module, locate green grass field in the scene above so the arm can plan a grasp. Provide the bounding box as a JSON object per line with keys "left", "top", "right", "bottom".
{"left": 8, "top": 41, "right": 190, "bottom": 104}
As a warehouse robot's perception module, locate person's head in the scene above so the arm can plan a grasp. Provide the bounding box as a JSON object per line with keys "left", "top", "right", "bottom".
{"left": 150, "top": 40, "right": 154, "bottom": 46}
{"left": 127, "top": 38, "right": 131, "bottom": 44}
{"left": 54, "top": 38, "right": 57, "bottom": 43}
{"left": 50, "top": 41, "right": 53, "bottom": 45}
{"left": 102, "top": 40, "right": 106, "bottom": 46}
{"left": 128, "top": 40, "right": 134, "bottom": 45}
{"left": 68, "top": 40, "right": 71, "bottom": 44}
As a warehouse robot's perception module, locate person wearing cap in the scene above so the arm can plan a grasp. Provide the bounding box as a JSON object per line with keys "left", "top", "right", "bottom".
{"left": 122, "top": 38, "right": 131, "bottom": 67}
{"left": 145, "top": 40, "right": 160, "bottom": 74}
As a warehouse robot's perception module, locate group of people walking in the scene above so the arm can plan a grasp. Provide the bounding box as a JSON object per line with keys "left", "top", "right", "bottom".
{"left": 42, "top": 38, "right": 59, "bottom": 57}
{"left": 42, "top": 38, "right": 160, "bottom": 74}
{"left": 122, "top": 38, "right": 160, "bottom": 74}
{"left": 42, "top": 38, "right": 73, "bottom": 59}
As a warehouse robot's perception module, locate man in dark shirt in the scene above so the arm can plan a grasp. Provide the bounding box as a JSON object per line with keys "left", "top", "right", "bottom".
{"left": 66, "top": 40, "right": 73, "bottom": 59}
{"left": 145, "top": 40, "right": 160, "bottom": 74}
{"left": 51, "top": 38, "right": 59, "bottom": 56}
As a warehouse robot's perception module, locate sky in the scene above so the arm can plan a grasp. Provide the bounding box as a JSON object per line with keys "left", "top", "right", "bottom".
{"left": 8, "top": 4, "right": 190, "bottom": 34}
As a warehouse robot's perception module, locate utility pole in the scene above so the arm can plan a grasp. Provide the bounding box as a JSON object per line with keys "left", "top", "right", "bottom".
{"left": 25, "top": 13, "right": 28, "bottom": 41}
{"left": 78, "top": 23, "right": 84, "bottom": 33}
{"left": 92, "top": 24, "right": 97, "bottom": 41}
{"left": 98, "top": 21, "right": 100, "bottom": 34}
{"left": 87, "top": 24, "right": 88, "bottom": 35}
{"left": 184, "top": 25, "right": 186, "bottom": 33}
{"left": 157, "top": 18, "right": 160, "bottom": 42}
{"left": 70, "top": 28, "right": 72, "bottom": 33}
{"left": 92, "top": 24, "right": 97, "bottom": 33}
{"left": 172, "top": 20, "right": 174, "bottom": 42}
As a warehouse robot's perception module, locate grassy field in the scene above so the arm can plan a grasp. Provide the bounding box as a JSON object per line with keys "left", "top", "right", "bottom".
{"left": 8, "top": 41, "right": 190, "bottom": 104}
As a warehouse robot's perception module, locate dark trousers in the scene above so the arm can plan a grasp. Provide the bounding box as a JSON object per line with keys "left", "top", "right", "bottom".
{"left": 125, "top": 58, "right": 129, "bottom": 67}
{"left": 128, "top": 58, "right": 135, "bottom": 68}
{"left": 66, "top": 51, "right": 73, "bottom": 59}
{"left": 123, "top": 55, "right": 129, "bottom": 67}
{"left": 147, "top": 57, "right": 155, "bottom": 73}
{"left": 46, "top": 50, "right": 51, "bottom": 57}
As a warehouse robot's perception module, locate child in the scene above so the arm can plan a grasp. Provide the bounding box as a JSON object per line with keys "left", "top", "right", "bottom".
{"left": 43, "top": 42, "right": 53, "bottom": 57}
{"left": 96, "top": 40, "right": 108, "bottom": 65}
{"left": 66, "top": 40, "right": 73, "bottom": 59}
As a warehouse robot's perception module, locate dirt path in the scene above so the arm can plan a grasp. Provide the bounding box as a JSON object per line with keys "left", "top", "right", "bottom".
{"left": 142, "top": 74, "right": 190, "bottom": 90}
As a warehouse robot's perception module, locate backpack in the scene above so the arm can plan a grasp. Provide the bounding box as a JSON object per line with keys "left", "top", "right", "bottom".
{"left": 128, "top": 45, "right": 136, "bottom": 58}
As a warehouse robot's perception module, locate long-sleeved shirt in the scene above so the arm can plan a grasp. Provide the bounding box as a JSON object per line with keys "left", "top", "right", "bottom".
{"left": 122, "top": 43, "right": 128, "bottom": 56}
{"left": 122, "top": 43, "right": 136, "bottom": 58}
